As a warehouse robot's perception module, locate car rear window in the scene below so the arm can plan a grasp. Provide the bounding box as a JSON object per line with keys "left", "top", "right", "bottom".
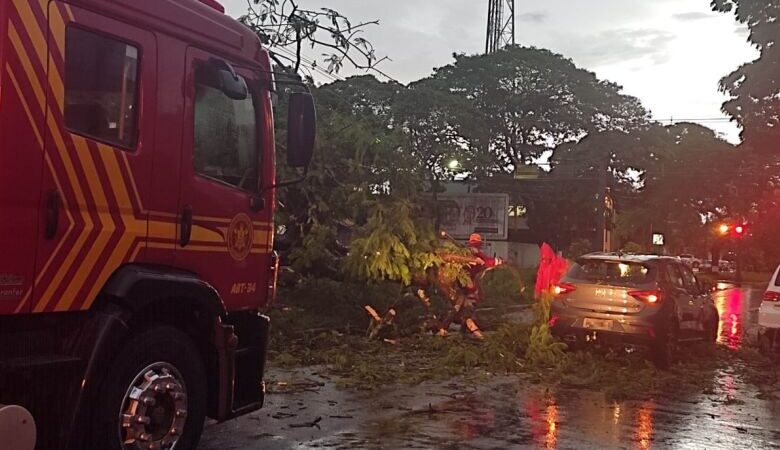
{"left": 566, "top": 259, "right": 655, "bottom": 287}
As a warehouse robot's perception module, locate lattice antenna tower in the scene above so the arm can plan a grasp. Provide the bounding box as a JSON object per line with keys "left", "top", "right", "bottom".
{"left": 486, "top": 0, "right": 515, "bottom": 54}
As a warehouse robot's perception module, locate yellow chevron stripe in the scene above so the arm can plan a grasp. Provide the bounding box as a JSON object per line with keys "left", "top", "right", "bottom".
{"left": 54, "top": 137, "right": 117, "bottom": 311}
{"left": 192, "top": 226, "right": 225, "bottom": 243}
{"left": 35, "top": 115, "right": 94, "bottom": 312}
{"left": 194, "top": 215, "right": 272, "bottom": 229}
{"left": 11, "top": 0, "right": 47, "bottom": 70}
{"left": 129, "top": 240, "right": 146, "bottom": 262}
{"left": 8, "top": 23, "right": 45, "bottom": 109}
{"left": 120, "top": 152, "right": 147, "bottom": 213}
{"left": 6, "top": 66, "right": 42, "bottom": 147}
{"left": 98, "top": 144, "right": 141, "bottom": 224}
{"left": 149, "top": 211, "right": 178, "bottom": 219}
{"left": 148, "top": 221, "right": 226, "bottom": 244}
{"left": 48, "top": 2, "right": 66, "bottom": 55}
{"left": 82, "top": 224, "right": 144, "bottom": 310}
{"left": 147, "top": 242, "right": 231, "bottom": 253}
{"left": 6, "top": 1, "right": 84, "bottom": 313}
{"left": 7, "top": 64, "right": 42, "bottom": 314}
{"left": 81, "top": 146, "right": 149, "bottom": 310}
{"left": 148, "top": 221, "right": 177, "bottom": 240}
{"left": 216, "top": 228, "right": 271, "bottom": 246}
{"left": 48, "top": 53, "right": 64, "bottom": 113}
{"left": 17, "top": 154, "right": 75, "bottom": 312}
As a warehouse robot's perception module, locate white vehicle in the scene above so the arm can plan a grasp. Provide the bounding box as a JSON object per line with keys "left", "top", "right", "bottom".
{"left": 679, "top": 254, "right": 702, "bottom": 271}
{"left": 758, "top": 265, "right": 780, "bottom": 355}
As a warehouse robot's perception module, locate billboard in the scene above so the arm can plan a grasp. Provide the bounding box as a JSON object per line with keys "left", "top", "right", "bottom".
{"left": 423, "top": 193, "right": 509, "bottom": 240}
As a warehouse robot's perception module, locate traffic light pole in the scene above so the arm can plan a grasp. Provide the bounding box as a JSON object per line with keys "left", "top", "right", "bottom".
{"left": 736, "top": 238, "right": 743, "bottom": 285}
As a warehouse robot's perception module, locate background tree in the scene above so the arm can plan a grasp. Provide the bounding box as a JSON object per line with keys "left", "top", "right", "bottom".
{"left": 422, "top": 47, "right": 650, "bottom": 174}
{"left": 274, "top": 76, "right": 412, "bottom": 274}
{"left": 603, "top": 123, "right": 739, "bottom": 254}
{"left": 713, "top": 0, "right": 780, "bottom": 268}
{"left": 711, "top": 0, "right": 779, "bottom": 153}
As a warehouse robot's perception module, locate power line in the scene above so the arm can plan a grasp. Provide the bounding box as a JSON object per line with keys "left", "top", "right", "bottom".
{"left": 274, "top": 46, "right": 344, "bottom": 84}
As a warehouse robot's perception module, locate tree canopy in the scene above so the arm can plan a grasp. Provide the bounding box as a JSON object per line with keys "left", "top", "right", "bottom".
{"left": 712, "top": 0, "right": 779, "bottom": 153}
{"left": 421, "top": 47, "right": 650, "bottom": 173}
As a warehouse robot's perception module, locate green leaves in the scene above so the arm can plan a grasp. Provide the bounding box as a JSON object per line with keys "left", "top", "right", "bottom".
{"left": 343, "top": 200, "right": 441, "bottom": 285}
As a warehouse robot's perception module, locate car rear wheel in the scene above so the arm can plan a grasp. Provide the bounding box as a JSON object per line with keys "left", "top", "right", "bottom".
{"left": 652, "top": 321, "right": 679, "bottom": 369}
{"left": 705, "top": 317, "right": 719, "bottom": 344}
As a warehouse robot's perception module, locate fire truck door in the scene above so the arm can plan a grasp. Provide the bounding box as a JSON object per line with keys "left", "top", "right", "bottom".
{"left": 176, "top": 47, "right": 272, "bottom": 310}
{"left": 31, "top": 2, "right": 157, "bottom": 313}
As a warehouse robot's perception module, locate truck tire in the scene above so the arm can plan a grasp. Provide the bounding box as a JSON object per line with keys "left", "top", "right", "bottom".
{"left": 87, "top": 326, "right": 207, "bottom": 450}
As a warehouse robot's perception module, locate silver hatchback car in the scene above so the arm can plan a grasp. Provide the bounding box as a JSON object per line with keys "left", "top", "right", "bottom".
{"left": 550, "top": 253, "right": 720, "bottom": 368}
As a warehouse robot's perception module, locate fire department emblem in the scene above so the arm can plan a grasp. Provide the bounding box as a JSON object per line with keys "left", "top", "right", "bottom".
{"left": 227, "top": 213, "right": 253, "bottom": 261}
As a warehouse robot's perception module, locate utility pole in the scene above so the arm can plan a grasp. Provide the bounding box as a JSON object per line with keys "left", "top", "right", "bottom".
{"left": 595, "top": 157, "right": 608, "bottom": 252}
{"left": 486, "top": 0, "right": 515, "bottom": 54}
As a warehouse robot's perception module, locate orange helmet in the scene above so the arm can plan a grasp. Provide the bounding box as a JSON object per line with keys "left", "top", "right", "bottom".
{"left": 468, "top": 233, "right": 483, "bottom": 247}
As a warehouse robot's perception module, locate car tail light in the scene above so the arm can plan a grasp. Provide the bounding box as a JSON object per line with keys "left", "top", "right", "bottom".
{"left": 764, "top": 291, "right": 780, "bottom": 302}
{"left": 628, "top": 289, "right": 662, "bottom": 304}
{"left": 553, "top": 283, "right": 576, "bottom": 296}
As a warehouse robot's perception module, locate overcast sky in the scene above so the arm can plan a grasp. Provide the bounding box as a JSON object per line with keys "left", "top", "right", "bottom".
{"left": 221, "top": 0, "right": 757, "bottom": 143}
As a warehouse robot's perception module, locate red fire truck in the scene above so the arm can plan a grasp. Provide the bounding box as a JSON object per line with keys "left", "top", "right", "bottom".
{"left": 0, "top": 0, "right": 315, "bottom": 448}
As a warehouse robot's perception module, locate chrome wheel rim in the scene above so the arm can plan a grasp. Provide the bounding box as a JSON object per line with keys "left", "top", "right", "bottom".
{"left": 118, "top": 362, "right": 188, "bottom": 450}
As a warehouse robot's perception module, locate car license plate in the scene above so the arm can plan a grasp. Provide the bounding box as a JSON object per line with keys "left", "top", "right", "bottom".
{"left": 583, "top": 318, "right": 613, "bottom": 330}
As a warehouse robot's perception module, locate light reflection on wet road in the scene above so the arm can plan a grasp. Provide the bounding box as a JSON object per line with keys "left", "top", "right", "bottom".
{"left": 713, "top": 283, "right": 761, "bottom": 350}
{"left": 201, "top": 285, "right": 780, "bottom": 450}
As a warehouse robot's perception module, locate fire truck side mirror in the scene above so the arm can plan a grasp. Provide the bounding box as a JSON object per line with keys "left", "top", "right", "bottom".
{"left": 287, "top": 92, "right": 316, "bottom": 168}
{"left": 209, "top": 58, "right": 248, "bottom": 100}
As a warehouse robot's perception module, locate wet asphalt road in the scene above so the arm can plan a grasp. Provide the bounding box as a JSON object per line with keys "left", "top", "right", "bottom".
{"left": 200, "top": 285, "right": 780, "bottom": 449}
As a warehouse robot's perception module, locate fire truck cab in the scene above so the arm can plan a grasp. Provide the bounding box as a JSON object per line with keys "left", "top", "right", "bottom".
{"left": 0, "top": 0, "right": 314, "bottom": 448}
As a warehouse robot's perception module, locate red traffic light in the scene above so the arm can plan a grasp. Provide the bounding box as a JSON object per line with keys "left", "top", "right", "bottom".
{"left": 735, "top": 225, "right": 744, "bottom": 235}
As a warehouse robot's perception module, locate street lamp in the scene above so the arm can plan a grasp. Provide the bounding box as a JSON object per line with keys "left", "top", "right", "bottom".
{"left": 447, "top": 159, "right": 460, "bottom": 170}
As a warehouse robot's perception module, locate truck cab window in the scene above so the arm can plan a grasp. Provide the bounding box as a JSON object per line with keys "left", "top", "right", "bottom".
{"left": 64, "top": 27, "right": 139, "bottom": 148}
{"left": 193, "top": 65, "right": 259, "bottom": 191}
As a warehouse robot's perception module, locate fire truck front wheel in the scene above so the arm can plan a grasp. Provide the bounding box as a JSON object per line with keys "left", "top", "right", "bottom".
{"left": 89, "top": 326, "right": 208, "bottom": 450}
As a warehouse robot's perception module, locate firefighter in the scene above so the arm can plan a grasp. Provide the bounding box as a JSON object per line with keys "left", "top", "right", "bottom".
{"left": 433, "top": 234, "right": 498, "bottom": 340}
{"left": 465, "top": 234, "right": 500, "bottom": 298}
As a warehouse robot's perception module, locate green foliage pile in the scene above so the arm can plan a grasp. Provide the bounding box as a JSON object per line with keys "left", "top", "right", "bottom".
{"left": 478, "top": 266, "right": 533, "bottom": 305}
{"left": 272, "top": 278, "right": 403, "bottom": 334}
{"left": 342, "top": 200, "right": 471, "bottom": 287}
